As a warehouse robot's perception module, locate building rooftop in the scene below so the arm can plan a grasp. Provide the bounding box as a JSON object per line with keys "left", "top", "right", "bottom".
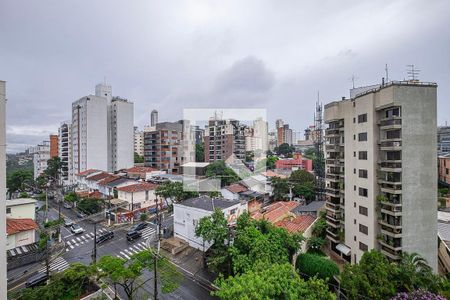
{"left": 105, "top": 177, "right": 135, "bottom": 187}
{"left": 181, "top": 162, "right": 210, "bottom": 168}
{"left": 292, "top": 201, "right": 326, "bottom": 214}
{"left": 76, "top": 169, "right": 101, "bottom": 177}
{"left": 179, "top": 196, "right": 240, "bottom": 212}
{"left": 274, "top": 214, "right": 316, "bottom": 233}
{"left": 86, "top": 172, "right": 112, "bottom": 182}
{"left": 438, "top": 222, "right": 450, "bottom": 248}
{"left": 117, "top": 182, "right": 159, "bottom": 193}
{"left": 6, "top": 198, "right": 37, "bottom": 207}
{"left": 126, "top": 166, "right": 158, "bottom": 173}
{"left": 7, "top": 218, "right": 38, "bottom": 235}
{"left": 225, "top": 183, "right": 248, "bottom": 194}
{"left": 251, "top": 201, "right": 300, "bottom": 223}
{"left": 97, "top": 175, "right": 121, "bottom": 186}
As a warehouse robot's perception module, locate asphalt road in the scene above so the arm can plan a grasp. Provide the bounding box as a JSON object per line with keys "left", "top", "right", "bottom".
{"left": 46, "top": 200, "right": 216, "bottom": 300}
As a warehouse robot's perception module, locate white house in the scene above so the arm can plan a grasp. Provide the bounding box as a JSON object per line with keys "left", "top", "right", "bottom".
{"left": 116, "top": 182, "right": 159, "bottom": 211}
{"left": 220, "top": 183, "right": 248, "bottom": 201}
{"left": 174, "top": 196, "right": 247, "bottom": 250}
{"left": 75, "top": 169, "right": 102, "bottom": 190}
{"left": 6, "top": 198, "right": 37, "bottom": 220}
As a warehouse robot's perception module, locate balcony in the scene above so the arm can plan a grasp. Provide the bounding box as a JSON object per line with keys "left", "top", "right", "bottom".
{"left": 326, "top": 159, "right": 340, "bottom": 167}
{"left": 380, "top": 206, "right": 402, "bottom": 216}
{"left": 379, "top": 117, "right": 402, "bottom": 130}
{"left": 325, "top": 202, "right": 340, "bottom": 213}
{"left": 380, "top": 183, "right": 402, "bottom": 194}
{"left": 325, "top": 144, "right": 341, "bottom": 152}
{"left": 378, "top": 218, "right": 402, "bottom": 230}
{"left": 380, "top": 245, "right": 402, "bottom": 260}
{"left": 380, "top": 227, "right": 402, "bottom": 238}
{"left": 379, "top": 160, "right": 402, "bottom": 172}
{"left": 326, "top": 173, "right": 340, "bottom": 182}
{"left": 325, "top": 188, "right": 340, "bottom": 197}
{"left": 379, "top": 238, "right": 402, "bottom": 252}
{"left": 326, "top": 228, "right": 340, "bottom": 243}
{"left": 380, "top": 140, "right": 402, "bottom": 151}
{"left": 326, "top": 216, "right": 341, "bottom": 228}
{"left": 325, "top": 128, "right": 340, "bottom": 137}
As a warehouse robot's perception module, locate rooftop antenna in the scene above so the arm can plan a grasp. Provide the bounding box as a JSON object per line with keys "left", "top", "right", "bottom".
{"left": 385, "top": 64, "right": 389, "bottom": 82}
{"left": 349, "top": 74, "right": 359, "bottom": 89}
{"left": 407, "top": 64, "right": 420, "bottom": 81}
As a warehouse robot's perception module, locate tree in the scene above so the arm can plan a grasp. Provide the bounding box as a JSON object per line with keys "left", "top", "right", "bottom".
{"left": 275, "top": 143, "right": 295, "bottom": 157}
{"left": 205, "top": 160, "right": 240, "bottom": 187}
{"left": 214, "top": 262, "right": 335, "bottom": 300}
{"left": 292, "top": 181, "right": 315, "bottom": 201}
{"left": 77, "top": 198, "right": 103, "bottom": 215}
{"left": 134, "top": 152, "right": 144, "bottom": 163}
{"left": 340, "top": 250, "right": 397, "bottom": 300}
{"left": 245, "top": 151, "right": 254, "bottom": 162}
{"left": 195, "top": 143, "right": 204, "bottom": 162}
{"left": 6, "top": 169, "right": 33, "bottom": 197}
{"left": 96, "top": 250, "right": 182, "bottom": 300}
{"left": 391, "top": 290, "right": 446, "bottom": 300}
{"left": 44, "top": 157, "right": 62, "bottom": 183}
{"left": 64, "top": 191, "right": 78, "bottom": 203}
{"left": 311, "top": 211, "right": 327, "bottom": 239}
{"left": 195, "top": 209, "right": 230, "bottom": 274}
{"left": 271, "top": 177, "right": 289, "bottom": 200}
{"left": 290, "top": 169, "right": 315, "bottom": 184}
{"left": 306, "top": 236, "right": 326, "bottom": 253}
{"left": 19, "top": 191, "right": 29, "bottom": 198}
{"left": 296, "top": 253, "right": 339, "bottom": 281}
{"left": 155, "top": 181, "right": 198, "bottom": 203}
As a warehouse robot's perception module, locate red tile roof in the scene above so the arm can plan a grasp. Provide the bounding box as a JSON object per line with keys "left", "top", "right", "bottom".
{"left": 97, "top": 175, "right": 121, "bottom": 186}
{"left": 225, "top": 183, "right": 248, "bottom": 194}
{"left": 127, "top": 166, "right": 158, "bottom": 173}
{"left": 251, "top": 201, "right": 300, "bottom": 223}
{"left": 7, "top": 218, "right": 38, "bottom": 235}
{"left": 86, "top": 172, "right": 112, "bottom": 182}
{"left": 117, "top": 182, "right": 159, "bottom": 193}
{"left": 76, "top": 169, "right": 100, "bottom": 177}
{"left": 275, "top": 214, "right": 316, "bottom": 233}
{"left": 262, "top": 170, "right": 287, "bottom": 179}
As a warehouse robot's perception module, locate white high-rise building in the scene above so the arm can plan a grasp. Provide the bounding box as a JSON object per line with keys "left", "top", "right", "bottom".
{"left": 0, "top": 80, "right": 7, "bottom": 299}
{"left": 110, "top": 96, "right": 134, "bottom": 171}
{"left": 32, "top": 141, "right": 50, "bottom": 179}
{"left": 324, "top": 81, "right": 437, "bottom": 271}
{"left": 71, "top": 95, "right": 108, "bottom": 174}
{"left": 134, "top": 129, "right": 144, "bottom": 157}
{"left": 70, "top": 84, "right": 134, "bottom": 175}
{"left": 58, "top": 121, "right": 73, "bottom": 185}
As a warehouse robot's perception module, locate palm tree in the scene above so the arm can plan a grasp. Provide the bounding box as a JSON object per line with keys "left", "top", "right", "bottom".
{"left": 397, "top": 252, "right": 440, "bottom": 292}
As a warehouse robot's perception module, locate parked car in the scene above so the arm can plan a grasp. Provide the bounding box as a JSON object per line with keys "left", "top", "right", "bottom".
{"left": 77, "top": 212, "right": 86, "bottom": 219}
{"left": 130, "top": 222, "right": 148, "bottom": 232}
{"left": 63, "top": 202, "right": 72, "bottom": 209}
{"left": 64, "top": 218, "right": 74, "bottom": 227}
{"left": 96, "top": 231, "right": 114, "bottom": 244}
{"left": 25, "top": 272, "right": 48, "bottom": 288}
{"left": 126, "top": 230, "right": 142, "bottom": 242}
{"left": 70, "top": 224, "right": 84, "bottom": 235}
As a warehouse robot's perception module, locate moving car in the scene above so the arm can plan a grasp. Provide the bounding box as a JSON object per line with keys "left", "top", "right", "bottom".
{"left": 64, "top": 218, "right": 74, "bottom": 227}
{"left": 126, "top": 230, "right": 142, "bottom": 242}
{"left": 96, "top": 231, "right": 114, "bottom": 244}
{"left": 70, "top": 224, "right": 84, "bottom": 234}
{"left": 130, "top": 222, "right": 148, "bottom": 232}
{"left": 25, "top": 272, "right": 48, "bottom": 288}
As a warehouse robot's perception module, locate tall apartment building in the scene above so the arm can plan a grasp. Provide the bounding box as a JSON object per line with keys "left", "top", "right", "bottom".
{"left": 109, "top": 96, "right": 134, "bottom": 171}
{"left": 49, "top": 134, "right": 59, "bottom": 158}
{"left": 70, "top": 84, "right": 134, "bottom": 175}
{"left": 71, "top": 94, "right": 108, "bottom": 174}
{"left": 151, "top": 109, "right": 158, "bottom": 127}
{"left": 438, "top": 126, "right": 450, "bottom": 154}
{"left": 58, "top": 121, "right": 72, "bottom": 185}
{"left": 32, "top": 141, "right": 50, "bottom": 179}
{"left": 324, "top": 81, "right": 437, "bottom": 271}
{"left": 275, "top": 119, "right": 284, "bottom": 129}
{"left": 144, "top": 122, "right": 182, "bottom": 173}
{"left": 245, "top": 118, "right": 268, "bottom": 155}
{"left": 277, "top": 124, "right": 293, "bottom": 146}
{"left": 134, "top": 128, "right": 144, "bottom": 157}
{"left": 0, "top": 80, "right": 7, "bottom": 299}
{"left": 204, "top": 118, "right": 246, "bottom": 162}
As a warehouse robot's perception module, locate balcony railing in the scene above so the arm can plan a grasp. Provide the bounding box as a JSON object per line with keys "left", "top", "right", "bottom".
{"left": 380, "top": 140, "right": 402, "bottom": 149}
{"left": 379, "top": 118, "right": 402, "bottom": 127}
{"left": 379, "top": 161, "right": 402, "bottom": 170}
{"left": 325, "top": 188, "right": 340, "bottom": 196}
{"left": 378, "top": 218, "right": 402, "bottom": 229}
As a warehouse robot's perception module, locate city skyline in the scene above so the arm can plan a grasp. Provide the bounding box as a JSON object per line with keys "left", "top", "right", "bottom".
{"left": 2, "top": 0, "right": 450, "bottom": 153}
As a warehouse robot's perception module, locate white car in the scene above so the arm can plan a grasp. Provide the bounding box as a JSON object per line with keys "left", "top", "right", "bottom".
{"left": 64, "top": 218, "right": 74, "bottom": 227}
{"left": 70, "top": 224, "right": 84, "bottom": 235}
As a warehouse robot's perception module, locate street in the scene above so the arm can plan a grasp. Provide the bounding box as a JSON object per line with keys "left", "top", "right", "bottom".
{"left": 13, "top": 199, "right": 216, "bottom": 300}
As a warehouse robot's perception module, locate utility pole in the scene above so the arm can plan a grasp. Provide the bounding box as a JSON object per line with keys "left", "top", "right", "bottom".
{"left": 92, "top": 221, "right": 97, "bottom": 264}
{"left": 153, "top": 196, "right": 162, "bottom": 300}
{"left": 45, "top": 233, "right": 50, "bottom": 278}
{"left": 45, "top": 185, "right": 49, "bottom": 223}
{"left": 131, "top": 192, "right": 134, "bottom": 225}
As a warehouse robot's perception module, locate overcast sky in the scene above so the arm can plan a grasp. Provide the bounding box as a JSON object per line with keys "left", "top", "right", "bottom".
{"left": 1, "top": 0, "right": 449, "bottom": 153}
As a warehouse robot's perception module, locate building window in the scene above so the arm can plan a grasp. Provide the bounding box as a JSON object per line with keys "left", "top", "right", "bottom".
{"left": 359, "top": 206, "right": 368, "bottom": 216}
{"left": 359, "top": 187, "right": 368, "bottom": 197}
{"left": 354, "top": 219, "right": 356, "bottom": 225}
{"left": 353, "top": 134, "right": 356, "bottom": 140}
{"left": 354, "top": 202, "right": 356, "bottom": 208}
{"left": 358, "top": 113, "right": 368, "bottom": 123}
{"left": 359, "top": 224, "right": 368, "bottom": 235}
{"left": 354, "top": 168, "right": 356, "bottom": 174}
{"left": 359, "top": 169, "right": 368, "bottom": 178}
{"left": 358, "top": 151, "right": 368, "bottom": 160}
{"left": 354, "top": 236, "right": 356, "bottom": 241}
{"left": 358, "top": 132, "right": 368, "bottom": 141}
{"left": 359, "top": 242, "right": 368, "bottom": 251}
{"left": 354, "top": 151, "right": 356, "bottom": 157}
{"left": 6, "top": 207, "right": 11, "bottom": 214}
{"left": 353, "top": 117, "right": 356, "bottom": 123}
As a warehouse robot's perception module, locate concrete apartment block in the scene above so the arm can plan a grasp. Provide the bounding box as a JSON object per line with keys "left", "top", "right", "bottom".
{"left": 0, "top": 80, "right": 7, "bottom": 299}
{"left": 59, "top": 121, "right": 73, "bottom": 185}
{"left": 324, "top": 81, "right": 437, "bottom": 272}
{"left": 110, "top": 97, "right": 134, "bottom": 171}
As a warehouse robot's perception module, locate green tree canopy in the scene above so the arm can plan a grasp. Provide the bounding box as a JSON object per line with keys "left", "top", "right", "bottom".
{"left": 296, "top": 253, "right": 339, "bottom": 281}
{"left": 44, "top": 156, "right": 62, "bottom": 184}
{"left": 214, "top": 262, "right": 335, "bottom": 300}
{"left": 205, "top": 160, "right": 240, "bottom": 187}
{"left": 134, "top": 152, "right": 144, "bottom": 164}
{"left": 155, "top": 181, "right": 198, "bottom": 203}
{"left": 275, "top": 143, "right": 295, "bottom": 157}
{"left": 195, "top": 143, "right": 205, "bottom": 162}
{"left": 6, "top": 169, "right": 33, "bottom": 196}
{"left": 271, "top": 177, "right": 289, "bottom": 200}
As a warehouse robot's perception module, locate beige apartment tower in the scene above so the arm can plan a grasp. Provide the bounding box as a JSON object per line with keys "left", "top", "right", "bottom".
{"left": 324, "top": 81, "right": 437, "bottom": 271}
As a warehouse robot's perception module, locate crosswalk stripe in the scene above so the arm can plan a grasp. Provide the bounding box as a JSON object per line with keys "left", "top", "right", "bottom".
{"left": 76, "top": 237, "right": 81, "bottom": 242}
{"left": 66, "top": 248, "right": 69, "bottom": 252}
{"left": 129, "top": 247, "right": 139, "bottom": 254}
{"left": 119, "top": 251, "right": 130, "bottom": 259}
{"left": 116, "top": 255, "right": 122, "bottom": 259}
{"left": 81, "top": 235, "right": 87, "bottom": 241}
{"left": 38, "top": 257, "right": 69, "bottom": 274}
{"left": 69, "top": 244, "right": 74, "bottom": 249}
{"left": 67, "top": 241, "right": 71, "bottom": 246}
{"left": 133, "top": 245, "right": 143, "bottom": 251}
{"left": 90, "top": 232, "right": 95, "bottom": 238}
{"left": 139, "top": 242, "right": 146, "bottom": 248}
{"left": 98, "top": 229, "right": 104, "bottom": 233}
{"left": 124, "top": 249, "right": 133, "bottom": 256}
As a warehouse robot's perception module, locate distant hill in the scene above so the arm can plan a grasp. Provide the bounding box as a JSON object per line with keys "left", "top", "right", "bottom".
{"left": 6, "top": 152, "right": 33, "bottom": 176}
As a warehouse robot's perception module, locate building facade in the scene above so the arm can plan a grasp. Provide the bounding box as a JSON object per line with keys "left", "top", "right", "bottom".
{"left": 32, "top": 141, "right": 50, "bottom": 179}
{"left": 204, "top": 119, "right": 246, "bottom": 162}
{"left": 49, "top": 134, "right": 59, "bottom": 158}
{"left": 110, "top": 97, "right": 134, "bottom": 171}
{"left": 438, "top": 153, "right": 450, "bottom": 186}
{"left": 151, "top": 109, "right": 158, "bottom": 127}
{"left": 324, "top": 81, "right": 438, "bottom": 271}
{"left": 134, "top": 129, "right": 144, "bottom": 157}
{"left": 0, "top": 80, "right": 7, "bottom": 299}
{"left": 144, "top": 122, "right": 182, "bottom": 173}
{"left": 58, "top": 121, "right": 72, "bottom": 185}
{"left": 438, "top": 126, "right": 450, "bottom": 154}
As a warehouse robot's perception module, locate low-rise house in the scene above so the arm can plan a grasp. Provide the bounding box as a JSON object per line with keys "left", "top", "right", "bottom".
{"left": 85, "top": 172, "right": 113, "bottom": 192}
{"left": 239, "top": 190, "right": 264, "bottom": 213}
{"left": 174, "top": 196, "right": 246, "bottom": 250}
{"left": 439, "top": 153, "right": 450, "bottom": 186}
{"left": 221, "top": 183, "right": 248, "bottom": 200}
{"left": 6, "top": 198, "right": 37, "bottom": 220}
{"left": 180, "top": 162, "right": 210, "bottom": 177}
{"left": 291, "top": 200, "right": 326, "bottom": 217}
{"left": 438, "top": 221, "right": 450, "bottom": 274}
{"left": 6, "top": 218, "right": 38, "bottom": 250}
{"left": 117, "top": 182, "right": 159, "bottom": 211}
{"left": 97, "top": 175, "right": 121, "bottom": 196}
{"left": 75, "top": 169, "right": 101, "bottom": 189}
{"left": 251, "top": 201, "right": 300, "bottom": 223}
{"left": 275, "top": 214, "right": 317, "bottom": 252}
{"left": 101, "top": 177, "right": 136, "bottom": 198}
{"left": 275, "top": 153, "right": 313, "bottom": 172}
{"left": 126, "top": 166, "right": 166, "bottom": 180}
{"left": 241, "top": 174, "right": 271, "bottom": 195}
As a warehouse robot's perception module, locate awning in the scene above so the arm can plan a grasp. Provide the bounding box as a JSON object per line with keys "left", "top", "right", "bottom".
{"left": 336, "top": 243, "right": 351, "bottom": 256}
